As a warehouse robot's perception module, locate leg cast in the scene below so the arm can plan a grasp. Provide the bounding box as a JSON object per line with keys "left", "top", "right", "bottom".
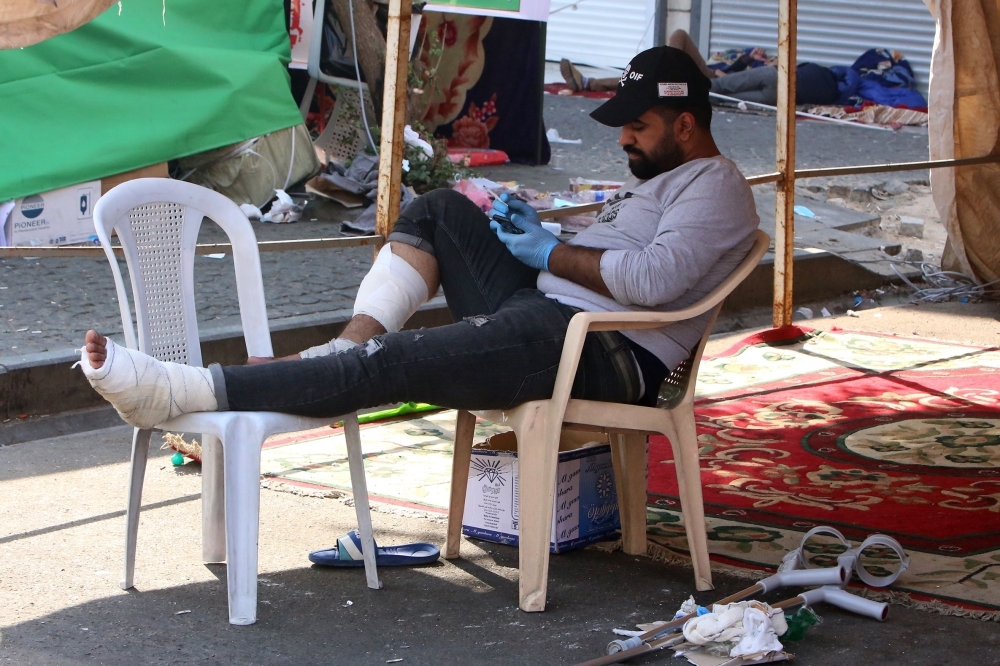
{"left": 79, "top": 331, "right": 218, "bottom": 429}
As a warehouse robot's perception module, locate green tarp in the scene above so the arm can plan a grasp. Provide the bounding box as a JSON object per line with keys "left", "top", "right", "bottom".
{"left": 0, "top": 0, "right": 302, "bottom": 202}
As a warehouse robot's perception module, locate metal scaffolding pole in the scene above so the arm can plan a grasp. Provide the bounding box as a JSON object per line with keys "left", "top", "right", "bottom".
{"left": 773, "top": 0, "right": 797, "bottom": 328}
{"left": 374, "top": 0, "right": 412, "bottom": 247}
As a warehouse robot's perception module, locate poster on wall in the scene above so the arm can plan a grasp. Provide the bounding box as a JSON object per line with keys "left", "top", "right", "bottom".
{"left": 416, "top": 13, "right": 549, "bottom": 165}
{"left": 423, "top": 0, "right": 549, "bottom": 21}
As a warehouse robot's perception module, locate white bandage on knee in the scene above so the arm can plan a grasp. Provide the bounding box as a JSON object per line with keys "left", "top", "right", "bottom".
{"left": 78, "top": 339, "right": 218, "bottom": 429}
{"left": 353, "top": 244, "right": 429, "bottom": 333}
{"left": 299, "top": 337, "right": 358, "bottom": 359}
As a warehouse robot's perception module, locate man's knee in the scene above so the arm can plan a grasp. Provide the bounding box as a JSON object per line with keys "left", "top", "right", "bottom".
{"left": 667, "top": 29, "right": 690, "bottom": 46}
{"left": 415, "top": 188, "right": 486, "bottom": 226}
{"left": 420, "top": 187, "right": 468, "bottom": 208}
{"left": 394, "top": 188, "right": 475, "bottom": 238}
{"left": 393, "top": 187, "right": 489, "bottom": 246}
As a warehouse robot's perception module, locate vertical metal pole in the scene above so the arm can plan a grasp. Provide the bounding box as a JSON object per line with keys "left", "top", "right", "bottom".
{"left": 773, "top": 0, "right": 797, "bottom": 328}
{"left": 374, "top": 0, "right": 412, "bottom": 247}
{"left": 654, "top": 0, "right": 668, "bottom": 46}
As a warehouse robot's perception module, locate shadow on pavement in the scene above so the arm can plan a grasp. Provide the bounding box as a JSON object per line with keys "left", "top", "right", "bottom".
{"left": 2, "top": 542, "right": 997, "bottom": 666}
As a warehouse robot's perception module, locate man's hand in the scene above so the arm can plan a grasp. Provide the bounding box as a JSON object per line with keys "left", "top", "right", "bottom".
{"left": 490, "top": 194, "right": 560, "bottom": 271}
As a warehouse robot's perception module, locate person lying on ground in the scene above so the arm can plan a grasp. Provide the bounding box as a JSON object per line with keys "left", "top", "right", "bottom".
{"left": 561, "top": 29, "right": 716, "bottom": 92}
{"left": 709, "top": 62, "right": 839, "bottom": 106}
{"left": 561, "top": 31, "right": 838, "bottom": 107}
{"left": 79, "top": 46, "right": 760, "bottom": 431}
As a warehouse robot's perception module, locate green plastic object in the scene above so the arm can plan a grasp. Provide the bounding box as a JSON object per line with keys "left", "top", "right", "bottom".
{"left": 0, "top": 0, "right": 301, "bottom": 202}
{"left": 783, "top": 606, "right": 822, "bottom": 641}
{"left": 356, "top": 402, "right": 440, "bottom": 425}
{"left": 171, "top": 451, "right": 185, "bottom": 466}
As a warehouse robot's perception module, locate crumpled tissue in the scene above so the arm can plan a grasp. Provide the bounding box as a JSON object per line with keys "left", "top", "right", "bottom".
{"left": 262, "top": 190, "right": 302, "bottom": 223}
{"left": 682, "top": 600, "right": 787, "bottom": 660}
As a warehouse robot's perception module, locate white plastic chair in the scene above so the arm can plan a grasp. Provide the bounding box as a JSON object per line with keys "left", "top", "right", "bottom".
{"left": 444, "top": 230, "right": 770, "bottom": 612}
{"left": 304, "top": 0, "right": 374, "bottom": 163}
{"left": 93, "top": 178, "right": 382, "bottom": 625}
{"left": 303, "top": 0, "right": 420, "bottom": 163}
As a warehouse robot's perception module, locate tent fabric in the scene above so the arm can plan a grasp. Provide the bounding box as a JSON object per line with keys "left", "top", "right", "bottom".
{"left": 0, "top": 0, "right": 302, "bottom": 203}
{"left": 924, "top": 0, "right": 1000, "bottom": 283}
{"left": 0, "top": 0, "right": 116, "bottom": 49}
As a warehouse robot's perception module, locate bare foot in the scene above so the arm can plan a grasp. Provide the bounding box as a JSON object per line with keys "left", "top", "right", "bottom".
{"left": 246, "top": 353, "right": 301, "bottom": 365}
{"left": 85, "top": 330, "right": 108, "bottom": 369}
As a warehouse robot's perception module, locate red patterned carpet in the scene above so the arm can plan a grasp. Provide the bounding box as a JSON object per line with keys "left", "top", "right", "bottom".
{"left": 646, "top": 327, "right": 1000, "bottom": 613}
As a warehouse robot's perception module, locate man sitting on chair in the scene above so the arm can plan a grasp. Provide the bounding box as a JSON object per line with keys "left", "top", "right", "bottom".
{"left": 79, "top": 46, "right": 760, "bottom": 432}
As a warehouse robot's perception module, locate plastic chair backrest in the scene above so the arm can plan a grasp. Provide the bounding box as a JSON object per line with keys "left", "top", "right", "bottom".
{"left": 657, "top": 229, "right": 770, "bottom": 408}
{"left": 93, "top": 178, "right": 273, "bottom": 367}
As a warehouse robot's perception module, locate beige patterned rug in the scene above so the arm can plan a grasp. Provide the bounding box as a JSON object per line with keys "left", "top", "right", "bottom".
{"left": 260, "top": 410, "right": 507, "bottom": 512}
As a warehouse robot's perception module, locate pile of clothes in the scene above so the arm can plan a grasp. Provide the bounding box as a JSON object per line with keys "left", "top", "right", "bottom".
{"left": 830, "top": 48, "right": 927, "bottom": 109}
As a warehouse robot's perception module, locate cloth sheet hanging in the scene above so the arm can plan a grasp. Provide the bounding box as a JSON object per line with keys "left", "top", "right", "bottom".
{"left": 0, "top": 0, "right": 116, "bottom": 49}
{"left": 924, "top": 0, "right": 1000, "bottom": 284}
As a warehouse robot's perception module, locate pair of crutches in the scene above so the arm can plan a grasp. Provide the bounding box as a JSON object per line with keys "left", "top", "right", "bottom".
{"left": 576, "top": 527, "right": 910, "bottom": 666}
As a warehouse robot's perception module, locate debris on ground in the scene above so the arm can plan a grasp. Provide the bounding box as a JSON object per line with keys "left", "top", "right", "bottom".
{"left": 782, "top": 607, "right": 822, "bottom": 641}
{"left": 449, "top": 176, "right": 625, "bottom": 234}
{"left": 162, "top": 432, "right": 202, "bottom": 462}
{"left": 797, "top": 176, "right": 944, "bottom": 267}
{"left": 546, "top": 128, "right": 582, "bottom": 144}
{"left": 584, "top": 526, "right": 909, "bottom": 666}
{"left": 898, "top": 216, "right": 924, "bottom": 238}
{"left": 260, "top": 189, "right": 303, "bottom": 224}
{"left": 893, "top": 262, "right": 1000, "bottom": 302}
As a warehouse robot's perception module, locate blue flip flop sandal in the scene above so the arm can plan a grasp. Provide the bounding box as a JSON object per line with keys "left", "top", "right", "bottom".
{"left": 308, "top": 530, "right": 440, "bottom": 567}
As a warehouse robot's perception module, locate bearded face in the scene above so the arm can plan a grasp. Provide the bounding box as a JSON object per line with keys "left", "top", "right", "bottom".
{"left": 622, "top": 112, "right": 687, "bottom": 180}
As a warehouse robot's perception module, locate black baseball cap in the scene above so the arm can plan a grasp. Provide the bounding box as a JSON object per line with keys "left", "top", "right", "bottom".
{"left": 590, "top": 46, "right": 711, "bottom": 127}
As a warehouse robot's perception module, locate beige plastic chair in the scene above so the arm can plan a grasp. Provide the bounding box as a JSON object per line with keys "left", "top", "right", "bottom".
{"left": 444, "top": 229, "right": 770, "bottom": 612}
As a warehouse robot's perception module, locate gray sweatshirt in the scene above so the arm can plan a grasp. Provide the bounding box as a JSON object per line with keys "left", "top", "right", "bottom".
{"left": 537, "top": 155, "right": 760, "bottom": 370}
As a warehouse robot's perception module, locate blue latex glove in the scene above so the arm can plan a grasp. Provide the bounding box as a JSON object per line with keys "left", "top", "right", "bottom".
{"left": 489, "top": 194, "right": 560, "bottom": 271}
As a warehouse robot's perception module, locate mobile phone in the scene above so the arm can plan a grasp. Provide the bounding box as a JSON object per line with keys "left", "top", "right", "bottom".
{"left": 491, "top": 213, "right": 524, "bottom": 235}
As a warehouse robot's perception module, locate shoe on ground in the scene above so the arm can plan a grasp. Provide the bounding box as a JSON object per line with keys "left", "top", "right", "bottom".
{"left": 560, "top": 58, "right": 584, "bottom": 92}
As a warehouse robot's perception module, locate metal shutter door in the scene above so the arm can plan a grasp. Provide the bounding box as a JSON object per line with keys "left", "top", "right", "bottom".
{"left": 546, "top": 0, "right": 657, "bottom": 70}
{"left": 708, "top": 0, "right": 936, "bottom": 92}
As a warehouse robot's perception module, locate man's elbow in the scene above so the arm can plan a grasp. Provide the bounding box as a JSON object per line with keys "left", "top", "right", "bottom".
{"left": 616, "top": 285, "right": 686, "bottom": 308}
{"left": 612, "top": 256, "right": 694, "bottom": 307}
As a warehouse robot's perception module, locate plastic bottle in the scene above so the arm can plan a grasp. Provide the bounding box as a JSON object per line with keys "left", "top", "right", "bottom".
{"left": 782, "top": 607, "right": 821, "bottom": 641}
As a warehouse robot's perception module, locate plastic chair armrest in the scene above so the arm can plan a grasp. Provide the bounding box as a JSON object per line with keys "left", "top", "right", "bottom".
{"left": 544, "top": 229, "right": 769, "bottom": 426}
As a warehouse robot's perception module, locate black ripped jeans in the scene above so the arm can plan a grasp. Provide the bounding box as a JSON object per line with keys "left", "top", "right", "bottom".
{"left": 216, "top": 189, "right": 666, "bottom": 417}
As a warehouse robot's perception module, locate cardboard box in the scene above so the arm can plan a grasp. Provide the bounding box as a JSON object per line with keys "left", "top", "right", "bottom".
{"left": 568, "top": 177, "right": 625, "bottom": 193}
{"left": 5, "top": 180, "right": 101, "bottom": 247}
{"left": 101, "top": 162, "right": 168, "bottom": 195}
{"left": 2, "top": 163, "right": 169, "bottom": 247}
{"left": 462, "top": 431, "right": 622, "bottom": 553}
